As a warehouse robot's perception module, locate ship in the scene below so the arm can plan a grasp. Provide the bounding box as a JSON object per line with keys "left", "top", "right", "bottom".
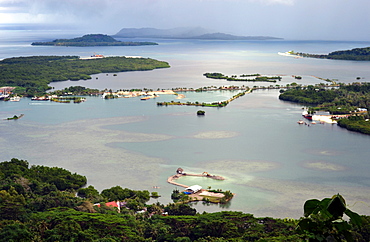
{"left": 302, "top": 111, "right": 313, "bottom": 120}
{"left": 31, "top": 96, "right": 50, "bottom": 101}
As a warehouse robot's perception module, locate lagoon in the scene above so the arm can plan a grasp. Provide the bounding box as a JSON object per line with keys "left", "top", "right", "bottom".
{"left": 1, "top": 31, "right": 370, "bottom": 218}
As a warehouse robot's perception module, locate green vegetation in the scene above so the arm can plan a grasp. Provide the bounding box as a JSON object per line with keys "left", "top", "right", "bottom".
{"left": 0, "top": 158, "right": 369, "bottom": 241}
{"left": 279, "top": 82, "right": 370, "bottom": 134}
{"left": 0, "top": 55, "right": 170, "bottom": 96}
{"left": 157, "top": 90, "right": 249, "bottom": 107}
{"left": 31, "top": 34, "right": 158, "bottom": 46}
{"left": 290, "top": 47, "right": 370, "bottom": 61}
{"left": 337, "top": 116, "right": 370, "bottom": 135}
{"left": 197, "top": 110, "right": 205, "bottom": 115}
{"left": 50, "top": 96, "right": 86, "bottom": 104}
{"left": 50, "top": 86, "right": 100, "bottom": 96}
{"left": 5, "top": 114, "right": 24, "bottom": 120}
{"left": 297, "top": 194, "right": 362, "bottom": 241}
{"left": 203, "top": 72, "right": 281, "bottom": 82}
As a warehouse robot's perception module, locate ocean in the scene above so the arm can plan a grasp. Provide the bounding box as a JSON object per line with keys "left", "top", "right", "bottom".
{"left": 1, "top": 30, "right": 370, "bottom": 218}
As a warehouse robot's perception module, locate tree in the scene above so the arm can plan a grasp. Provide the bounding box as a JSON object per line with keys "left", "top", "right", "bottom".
{"left": 0, "top": 187, "right": 27, "bottom": 221}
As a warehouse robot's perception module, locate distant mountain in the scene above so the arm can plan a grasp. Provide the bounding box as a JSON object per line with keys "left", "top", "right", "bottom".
{"left": 114, "top": 27, "right": 210, "bottom": 38}
{"left": 190, "top": 33, "right": 281, "bottom": 40}
{"left": 114, "top": 27, "right": 282, "bottom": 40}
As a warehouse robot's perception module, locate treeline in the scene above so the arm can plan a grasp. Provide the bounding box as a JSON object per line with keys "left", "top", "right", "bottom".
{"left": 0, "top": 55, "right": 170, "bottom": 96}
{"left": 50, "top": 86, "right": 101, "bottom": 96}
{"left": 31, "top": 34, "right": 158, "bottom": 46}
{"left": 203, "top": 73, "right": 281, "bottom": 82}
{"left": 1, "top": 158, "right": 370, "bottom": 241}
{"left": 279, "top": 83, "right": 370, "bottom": 113}
{"left": 337, "top": 116, "right": 370, "bottom": 135}
{"left": 291, "top": 47, "right": 370, "bottom": 61}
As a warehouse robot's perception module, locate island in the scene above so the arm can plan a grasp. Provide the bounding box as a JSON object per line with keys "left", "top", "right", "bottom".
{"left": 168, "top": 168, "right": 233, "bottom": 204}
{"left": 31, "top": 34, "right": 158, "bottom": 47}
{"left": 0, "top": 55, "right": 170, "bottom": 96}
{"left": 203, "top": 72, "right": 281, "bottom": 82}
{"left": 285, "top": 47, "right": 370, "bottom": 61}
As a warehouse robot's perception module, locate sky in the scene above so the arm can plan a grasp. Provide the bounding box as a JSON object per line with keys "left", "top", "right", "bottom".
{"left": 1, "top": 0, "right": 370, "bottom": 40}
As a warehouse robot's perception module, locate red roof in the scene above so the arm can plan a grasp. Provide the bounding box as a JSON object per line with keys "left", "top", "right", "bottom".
{"left": 96, "top": 201, "right": 118, "bottom": 207}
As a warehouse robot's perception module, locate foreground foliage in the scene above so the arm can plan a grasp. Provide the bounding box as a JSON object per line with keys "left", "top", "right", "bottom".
{"left": 0, "top": 55, "right": 170, "bottom": 96}
{"left": 0, "top": 158, "right": 369, "bottom": 241}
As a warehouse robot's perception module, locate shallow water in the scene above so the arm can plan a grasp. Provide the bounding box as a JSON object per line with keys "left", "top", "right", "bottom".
{"left": 1, "top": 31, "right": 370, "bottom": 218}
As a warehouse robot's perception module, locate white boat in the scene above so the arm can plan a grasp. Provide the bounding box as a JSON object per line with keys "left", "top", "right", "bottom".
{"left": 9, "top": 96, "right": 21, "bottom": 102}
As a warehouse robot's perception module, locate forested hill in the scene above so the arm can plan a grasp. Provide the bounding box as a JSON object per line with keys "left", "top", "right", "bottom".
{"left": 31, "top": 34, "right": 158, "bottom": 46}
{"left": 290, "top": 47, "right": 370, "bottom": 61}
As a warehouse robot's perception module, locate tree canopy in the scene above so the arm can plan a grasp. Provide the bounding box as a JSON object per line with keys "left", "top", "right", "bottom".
{"left": 0, "top": 55, "right": 170, "bottom": 96}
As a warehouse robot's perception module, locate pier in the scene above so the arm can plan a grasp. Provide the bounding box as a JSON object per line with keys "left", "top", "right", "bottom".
{"left": 167, "top": 172, "right": 225, "bottom": 188}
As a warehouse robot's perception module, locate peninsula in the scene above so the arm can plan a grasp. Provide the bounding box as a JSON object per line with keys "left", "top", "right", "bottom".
{"left": 31, "top": 34, "right": 158, "bottom": 47}
{"left": 0, "top": 55, "right": 169, "bottom": 96}
{"left": 279, "top": 82, "right": 370, "bottom": 134}
{"left": 285, "top": 47, "right": 370, "bottom": 61}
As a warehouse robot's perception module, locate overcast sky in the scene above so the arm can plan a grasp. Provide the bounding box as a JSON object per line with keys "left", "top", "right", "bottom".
{"left": 1, "top": 0, "right": 369, "bottom": 40}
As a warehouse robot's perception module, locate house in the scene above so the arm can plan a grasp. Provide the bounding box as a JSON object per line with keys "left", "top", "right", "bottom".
{"left": 95, "top": 201, "right": 120, "bottom": 212}
{"left": 185, "top": 185, "right": 202, "bottom": 194}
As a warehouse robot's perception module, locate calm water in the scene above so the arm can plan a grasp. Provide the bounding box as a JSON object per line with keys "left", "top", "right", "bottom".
{"left": 1, "top": 30, "right": 370, "bottom": 218}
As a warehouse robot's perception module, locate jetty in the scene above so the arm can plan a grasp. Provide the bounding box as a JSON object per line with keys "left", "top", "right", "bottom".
{"left": 167, "top": 171, "right": 225, "bottom": 188}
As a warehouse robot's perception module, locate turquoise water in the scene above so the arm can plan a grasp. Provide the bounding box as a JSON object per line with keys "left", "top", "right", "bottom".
{"left": 1, "top": 31, "right": 370, "bottom": 218}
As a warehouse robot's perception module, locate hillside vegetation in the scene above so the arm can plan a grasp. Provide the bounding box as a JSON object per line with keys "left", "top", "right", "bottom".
{"left": 1, "top": 158, "right": 369, "bottom": 241}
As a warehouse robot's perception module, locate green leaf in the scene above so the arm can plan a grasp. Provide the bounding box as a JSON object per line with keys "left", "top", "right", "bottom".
{"left": 345, "top": 209, "right": 362, "bottom": 227}
{"left": 303, "top": 199, "right": 320, "bottom": 217}
{"left": 318, "top": 198, "right": 332, "bottom": 219}
{"left": 327, "top": 195, "right": 346, "bottom": 218}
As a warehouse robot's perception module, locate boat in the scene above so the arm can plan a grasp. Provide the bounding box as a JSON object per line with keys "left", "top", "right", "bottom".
{"left": 297, "top": 120, "right": 304, "bottom": 124}
{"left": 0, "top": 94, "right": 9, "bottom": 100}
{"left": 31, "top": 96, "right": 49, "bottom": 101}
{"left": 302, "top": 111, "right": 313, "bottom": 120}
{"left": 9, "top": 96, "right": 21, "bottom": 102}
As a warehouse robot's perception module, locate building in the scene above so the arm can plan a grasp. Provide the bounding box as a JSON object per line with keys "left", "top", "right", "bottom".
{"left": 185, "top": 185, "right": 202, "bottom": 194}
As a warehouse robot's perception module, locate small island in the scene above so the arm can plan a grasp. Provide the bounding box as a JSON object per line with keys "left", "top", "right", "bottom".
{"left": 285, "top": 47, "right": 370, "bottom": 61}
{"left": 31, "top": 34, "right": 158, "bottom": 47}
{"left": 5, "top": 114, "right": 24, "bottom": 120}
{"left": 168, "top": 168, "right": 233, "bottom": 204}
{"left": 203, "top": 72, "right": 281, "bottom": 82}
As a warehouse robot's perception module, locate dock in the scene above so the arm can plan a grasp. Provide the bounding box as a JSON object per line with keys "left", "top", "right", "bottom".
{"left": 167, "top": 172, "right": 225, "bottom": 188}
